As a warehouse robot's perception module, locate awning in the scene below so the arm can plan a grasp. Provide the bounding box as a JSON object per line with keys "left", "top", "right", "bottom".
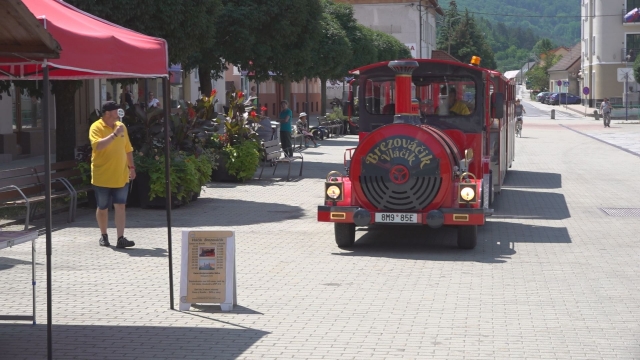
{"left": 0, "top": 0, "right": 61, "bottom": 60}
{"left": 0, "top": 0, "right": 168, "bottom": 79}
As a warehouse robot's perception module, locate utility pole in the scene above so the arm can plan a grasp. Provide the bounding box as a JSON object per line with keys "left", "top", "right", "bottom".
{"left": 418, "top": 1, "right": 422, "bottom": 58}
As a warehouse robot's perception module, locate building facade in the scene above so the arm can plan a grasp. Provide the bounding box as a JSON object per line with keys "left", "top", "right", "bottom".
{"left": 582, "top": 0, "right": 640, "bottom": 107}
{"left": 336, "top": 0, "right": 443, "bottom": 59}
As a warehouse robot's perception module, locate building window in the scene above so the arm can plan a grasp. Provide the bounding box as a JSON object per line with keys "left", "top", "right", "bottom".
{"left": 12, "top": 85, "right": 43, "bottom": 130}
{"left": 627, "top": 34, "right": 640, "bottom": 62}
{"left": 629, "top": 0, "right": 640, "bottom": 12}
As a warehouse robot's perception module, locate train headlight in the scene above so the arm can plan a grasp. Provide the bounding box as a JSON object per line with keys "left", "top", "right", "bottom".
{"left": 460, "top": 186, "right": 475, "bottom": 202}
{"left": 325, "top": 171, "right": 345, "bottom": 202}
{"left": 326, "top": 185, "right": 341, "bottom": 200}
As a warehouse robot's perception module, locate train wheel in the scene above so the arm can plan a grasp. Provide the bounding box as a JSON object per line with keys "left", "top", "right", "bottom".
{"left": 457, "top": 225, "right": 477, "bottom": 249}
{"left": 335, "top": 223, "right": 356, "bottom": 248}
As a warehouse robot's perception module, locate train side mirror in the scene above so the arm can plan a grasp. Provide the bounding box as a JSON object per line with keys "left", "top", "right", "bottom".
{"left": 343, "top": 101, "right": 352, "bottom": 117}
{"left": 492, "top": 92, "right": 504, "bottom": 118}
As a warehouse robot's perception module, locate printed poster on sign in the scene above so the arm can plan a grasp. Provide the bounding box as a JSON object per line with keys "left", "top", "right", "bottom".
{"left": 179, "top": 230, "right": 236, "bottom": 310}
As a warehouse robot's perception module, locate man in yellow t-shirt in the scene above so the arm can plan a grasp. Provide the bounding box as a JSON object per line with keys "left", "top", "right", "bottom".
{"left": 446, "top": 88, "right": 470, "bottom": 115}
{"left": 89, "top": 101, "right": 136, "bottom": 248}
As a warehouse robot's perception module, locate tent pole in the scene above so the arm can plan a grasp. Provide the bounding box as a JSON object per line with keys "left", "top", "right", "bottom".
{"left": 43, "top": 62, "right": 53, "bottom": 360}
{"left": 162, "top": 77, "right": 174, "bottom": 310}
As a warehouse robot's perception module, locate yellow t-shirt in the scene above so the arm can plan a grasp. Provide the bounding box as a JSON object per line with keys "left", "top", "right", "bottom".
{"left": 89, "top": 119, "right": 133, "bottom": 188}
{"left": 450, "top": 100, "right": 470, "bottom": 115}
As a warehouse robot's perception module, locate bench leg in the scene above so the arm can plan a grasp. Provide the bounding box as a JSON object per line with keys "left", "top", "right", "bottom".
{"left": 24, "top": 203, "right": 30, "bottom": 231}
{"left": 287, "top": 162, "right": 292, "bottom": 181}
{"left": 299, "top": 157, "right": 304, "bottom": 177}
{"left": 273, "top": 161, "right": 279, "bottom": 175}
{"left": 259, "top": 161, "right": 266, "bottom": 180}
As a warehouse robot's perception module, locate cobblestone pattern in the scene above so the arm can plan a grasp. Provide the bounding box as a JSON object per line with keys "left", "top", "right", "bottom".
{"left": 1, "top": 118, "right": 639, "bottom": 359}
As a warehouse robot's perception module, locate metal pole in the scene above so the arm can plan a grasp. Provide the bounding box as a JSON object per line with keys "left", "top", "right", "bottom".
{"left": 305, "top": 78, "right": 309, "bottom": 129}
{"left": 418, "top": 1, "right": 422, "bottom": 58}
{"left": 625, "top": 73, "right": 629, "bottom": 121}
{"left": 43, "top": 62, "right": 53, "bottom": 360}
{"left": 162, "top": 77, "right": 174, "bottom": 310}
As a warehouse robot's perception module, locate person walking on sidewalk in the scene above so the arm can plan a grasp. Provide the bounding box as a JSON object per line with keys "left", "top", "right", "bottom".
{"left": 89, "top": 101, "right": 136, "bottom": 248}
{"left": 600, "top": 98, "right": 612, "bottom": 128}
{"left": 278, "top": 100, "right": 293, "bottom": 157}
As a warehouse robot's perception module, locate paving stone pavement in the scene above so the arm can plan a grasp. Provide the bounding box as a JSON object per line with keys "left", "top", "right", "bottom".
{"left": 1, "top": 117, "right": 640, "bottom": 360}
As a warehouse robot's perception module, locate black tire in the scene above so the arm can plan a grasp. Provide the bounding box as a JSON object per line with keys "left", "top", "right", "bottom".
{"left": 335, "top": 223, "right": 356, "bottom": 248}
{"left": 312, "top": 129, "right": 323, "bottom": 141}
{"left": 457, "top": 225, "right": 477, "bottom": 249}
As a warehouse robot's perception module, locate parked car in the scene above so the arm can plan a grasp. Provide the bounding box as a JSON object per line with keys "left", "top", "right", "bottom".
{"left": 549, "top": 93, "right": 581, "bottom": 105}
{"left": 536, "top": 91, "right": 550, "bottom": 102}
{"left": 543, "top": 92, "right": 556, "bottom": 104}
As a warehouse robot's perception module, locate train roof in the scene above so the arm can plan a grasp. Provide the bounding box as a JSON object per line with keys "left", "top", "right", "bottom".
{"left": 350, "top": 58, "right": 508, "bottom": 81}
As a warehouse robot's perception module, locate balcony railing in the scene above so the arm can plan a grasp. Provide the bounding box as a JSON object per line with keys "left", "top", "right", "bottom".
{"left": 621, "top": 47, "right": 640, "bottom": 63}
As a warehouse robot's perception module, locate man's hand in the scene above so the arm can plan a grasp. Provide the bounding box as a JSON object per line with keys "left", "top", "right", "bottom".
{"left": 114, "top": 124, "right": 125, "bottom": 137}
{"left": 129, "top": 168, "right": 136, "bottom": 180}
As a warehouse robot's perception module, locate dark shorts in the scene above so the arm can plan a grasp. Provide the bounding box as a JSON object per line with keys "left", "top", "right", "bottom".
{"left": 94, "top": 183, "right": 129, "bottom": 210}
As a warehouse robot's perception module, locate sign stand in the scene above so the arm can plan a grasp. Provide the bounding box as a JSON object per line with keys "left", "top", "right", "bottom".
{"left": 179, "top": 230, "right": 237, "bottom": 311}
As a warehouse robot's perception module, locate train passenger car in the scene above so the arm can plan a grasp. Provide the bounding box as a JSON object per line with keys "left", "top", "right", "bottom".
{"left": 318, "top": 57, "right": 516, "bottom": 249}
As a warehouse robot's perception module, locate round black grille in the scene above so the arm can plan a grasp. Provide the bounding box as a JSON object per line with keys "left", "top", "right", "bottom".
{"left": 360, "top": 175, "right": 442, "bottom": 211}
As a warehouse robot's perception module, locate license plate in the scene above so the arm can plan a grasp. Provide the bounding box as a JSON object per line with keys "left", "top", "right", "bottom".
{"left": 374, "top": 213, "right": 419, "bottom": 224}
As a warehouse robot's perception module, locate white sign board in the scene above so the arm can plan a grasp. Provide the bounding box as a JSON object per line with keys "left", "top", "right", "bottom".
{"left": 179, "top": 230, "right": 236, "bottom": 311}
{"left": 617, "top": 68, "right": 636, "bottom": 82}
{"left": 405, "top": 43, "right": 417, "bottom": 58}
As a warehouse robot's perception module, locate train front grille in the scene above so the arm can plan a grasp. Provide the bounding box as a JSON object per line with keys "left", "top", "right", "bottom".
{"left": 359, "top": 175, "right": 442, "bottom": 211}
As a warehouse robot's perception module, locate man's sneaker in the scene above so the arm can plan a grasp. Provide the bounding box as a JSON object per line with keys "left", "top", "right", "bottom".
{"left": 116, "top": 236, "right": 135, "bottom": 249}
{"left": 99, "top": 234, "right": 110, "bottom": 247}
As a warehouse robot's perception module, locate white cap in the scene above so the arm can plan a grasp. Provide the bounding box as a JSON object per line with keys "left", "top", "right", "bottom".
{"left": 299, "top": 112, "right": 307, "bottom": 118}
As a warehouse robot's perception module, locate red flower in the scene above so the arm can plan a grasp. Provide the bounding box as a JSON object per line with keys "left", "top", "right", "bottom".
{"left": 260, "top": 106, "right": 267, "bottom": 112}
{"left": 250, "top": 111, "right": 257, "bottom": 117}
{"left": 238, "top": 91, "right": 244, "bottom": 99}
{"left": 188, "top": 108, "right": 196, "bottom": 119}
{"left": 210, "top": 89, "right": 217, "bottom": 97}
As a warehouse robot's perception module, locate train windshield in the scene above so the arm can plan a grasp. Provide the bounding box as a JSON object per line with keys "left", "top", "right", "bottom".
{"left": 363, "top": 75, "right": 483, "bottom": 133}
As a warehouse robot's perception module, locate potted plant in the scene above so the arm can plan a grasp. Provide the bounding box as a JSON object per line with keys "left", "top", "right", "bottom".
{"left": 210, "top": 90, "right": 263, "bottom": 182}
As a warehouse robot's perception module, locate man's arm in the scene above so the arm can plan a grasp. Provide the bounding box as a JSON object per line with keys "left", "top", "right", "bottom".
{"left": 127, "top": 151, "right": 136, "bottom": 180}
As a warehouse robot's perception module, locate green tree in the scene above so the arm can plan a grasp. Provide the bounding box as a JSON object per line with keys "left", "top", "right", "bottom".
{"left": 437, "top": 1, "right": 462, "bottom": 53}
{"left": 633, "top": 55, "right": 640, "bottom": 87}
{"left": 444, "top": 9, "right": 497, "bottom": 69}
{"left": 533, "top": 38, "right": 557, "bottom": 60}
{"left": 309, "top": 1, "right": 352, "bottom": 116}
{"left": 528, "top": 52, "right": 561, "bottom": 91}
{"left": 226, "top": 0, "right": 323, "bottom": 105}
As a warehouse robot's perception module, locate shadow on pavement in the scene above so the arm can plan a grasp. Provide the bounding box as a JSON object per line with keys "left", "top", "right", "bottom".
{"left": 0, "top": 256, "right": 38, "bottom": 271}
{"left": 503, "top": 170, "right": 562, "bottom": 189}
{"left": 123, "top": 198, "right": 305, "bottom": 228}
{"left": 333, "top": 220, "right": 571, "bottom": 264}
{"left": 0, "top": 324, "right": 268, "bottom": 359}
{"left": 110, "top": 246, "right": 168, "bottom": 257}
{"left": 492, "top": 188, "right": 570, "bottom": 220}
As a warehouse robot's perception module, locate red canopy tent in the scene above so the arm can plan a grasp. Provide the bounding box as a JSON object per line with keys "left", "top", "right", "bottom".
{"left": 0, "top": 2, "right": 174, "bottom": 359}
{"left": 0, "top": 0, "right": 168, "bottom": 79}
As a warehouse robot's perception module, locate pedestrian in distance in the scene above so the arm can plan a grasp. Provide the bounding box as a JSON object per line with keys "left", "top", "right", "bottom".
{"left": 600, "top": 98, "right": 612, "bottom": 128}
{"left": 89, "top": 101, "right": 136, "bottom": 248}
{"left": 515, "top": 99, "right": 525, "bottom": 136}
{"left": 148, "top": 91, "right": 161, "bottom": 108}
{"left": 297, "top": 112, "right": 319, "bottom": 148}
{"left": 278, "top": 100, "right": 293, "bottom": 157}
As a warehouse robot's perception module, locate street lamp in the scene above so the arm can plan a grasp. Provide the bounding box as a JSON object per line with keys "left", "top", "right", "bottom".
{"left": 443, "top": 16, "right": 461, "bottom": 54}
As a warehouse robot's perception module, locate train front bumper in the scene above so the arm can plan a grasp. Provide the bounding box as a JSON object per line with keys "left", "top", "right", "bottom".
{"left": 317, "top": 206, "right": 486, "bottom": 227}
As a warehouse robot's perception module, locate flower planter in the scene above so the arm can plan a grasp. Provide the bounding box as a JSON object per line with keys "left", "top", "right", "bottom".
{"left": 133, "top": 172, "right": 184, "bottom": 209}
{"left": 210, "top": 156, "right": 241, "bottom": 182}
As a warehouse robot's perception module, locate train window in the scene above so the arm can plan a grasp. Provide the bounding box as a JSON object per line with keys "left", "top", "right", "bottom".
{"left": 413, "top": 76, "right": 476, "bottom": 117}
{"left": 364, "top": 79, "right": 396, "bottom": 115}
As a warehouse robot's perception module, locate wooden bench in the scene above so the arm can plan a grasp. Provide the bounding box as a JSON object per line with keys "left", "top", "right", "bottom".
{"left": 259, "top": 139, "right": 303, "bottom": 181}
{"left": 0, "top": 166, "right": 73, "bottom": 229}
{"left": 33, "top": 160, "right": 92, "bottom": 222}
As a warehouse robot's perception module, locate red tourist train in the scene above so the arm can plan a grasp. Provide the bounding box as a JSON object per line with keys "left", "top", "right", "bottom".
{"left": 318, "top": 57, "right": 516, "bottom": 249}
